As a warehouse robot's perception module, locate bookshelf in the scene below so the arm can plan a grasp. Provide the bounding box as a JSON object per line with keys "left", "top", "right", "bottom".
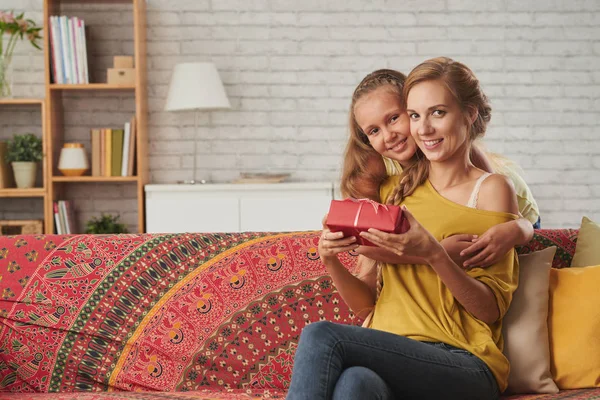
{"left": 42, "top": 0, "right": 148, "bottom": 233}
{"left": 0, "top": 99, "right": 49, "bottom": 229}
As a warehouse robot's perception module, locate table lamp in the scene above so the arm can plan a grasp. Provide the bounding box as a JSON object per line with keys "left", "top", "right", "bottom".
{"left": 164, "top": 62, "right": 231, "bottom": 184}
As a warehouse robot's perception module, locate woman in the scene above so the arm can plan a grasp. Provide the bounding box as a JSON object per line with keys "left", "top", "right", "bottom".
{"left": 287, "top": 57, "right": 519, "bottom": 400}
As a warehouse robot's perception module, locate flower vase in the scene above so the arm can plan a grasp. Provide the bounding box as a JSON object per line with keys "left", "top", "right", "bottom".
{"left": 0, "top": 55, "right": 12, "bottom": 98}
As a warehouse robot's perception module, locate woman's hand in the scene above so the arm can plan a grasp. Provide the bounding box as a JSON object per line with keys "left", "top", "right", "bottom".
{"left": 441, "top": 234, "right": 478, "bottom": 269}
{"left": 359, "top": 206, "right": 441, "bottom": 264}
{"left": 319, "top": 214, "right": 360, "bottom": 263}
{"left": 460, "top": 222, "right": 518, "bottom": 268}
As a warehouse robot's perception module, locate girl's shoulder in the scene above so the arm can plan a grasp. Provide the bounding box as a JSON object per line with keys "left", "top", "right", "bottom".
{"left": 477, "top": 173, "right": 519, "bottom": 215}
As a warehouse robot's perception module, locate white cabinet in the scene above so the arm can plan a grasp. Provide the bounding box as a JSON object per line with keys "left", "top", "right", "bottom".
{"left": 145, "top": 182, "right": 334, "bottom": 233}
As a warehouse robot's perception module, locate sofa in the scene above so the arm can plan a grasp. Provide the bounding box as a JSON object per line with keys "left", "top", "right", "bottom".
{"left": 0, "top": 229, "right": 598, "bottom": 399}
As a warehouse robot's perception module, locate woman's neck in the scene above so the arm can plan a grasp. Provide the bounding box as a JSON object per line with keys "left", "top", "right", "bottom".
{"left": 428, "top": 144, "right": 475, "bottom": 190}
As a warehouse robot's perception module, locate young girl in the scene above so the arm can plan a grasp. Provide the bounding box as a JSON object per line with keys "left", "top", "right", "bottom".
{"left": 287, "top": 57, "right": 518, "bottom": 400}
{"left": 342, "top": 69, "right": 534, "bottom": 269}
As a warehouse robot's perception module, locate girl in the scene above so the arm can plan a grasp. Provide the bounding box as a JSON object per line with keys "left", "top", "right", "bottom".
{"left": 287, "top": 57, "right": 519, "bottom": 400}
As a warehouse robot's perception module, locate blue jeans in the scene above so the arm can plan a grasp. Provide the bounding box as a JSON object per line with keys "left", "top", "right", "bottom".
{"left": 287, "top": 321, "right": 499, "bottom": 400}
{"left": 533, "top": 217, "right": 541, "bottom": 229}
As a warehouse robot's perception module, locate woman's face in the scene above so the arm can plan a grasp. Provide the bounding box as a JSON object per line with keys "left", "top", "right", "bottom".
{"left": 406, "top": 79, "right": 470, "bottom": 164}
{"left": 353, "top": 86, "right": 417, "bottom": 165}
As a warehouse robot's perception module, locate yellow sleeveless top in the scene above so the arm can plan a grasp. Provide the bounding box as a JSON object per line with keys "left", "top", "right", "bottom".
{"left": 383, "top": 156, "right": 540, "bottom": 224}
{"left": 372, "top": 175, "right": 519, "bottom": 392}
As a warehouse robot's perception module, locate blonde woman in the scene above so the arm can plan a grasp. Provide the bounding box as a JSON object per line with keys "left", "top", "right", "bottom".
{"left": 287, "top": 58, "right": 518, "bottom": 400}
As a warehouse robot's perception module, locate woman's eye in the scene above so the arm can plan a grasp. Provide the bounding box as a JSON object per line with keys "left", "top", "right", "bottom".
{"left": 433, "top": 110, "right": 446, "bottom": 116}
{"left": 409, "top": 113, "right": 419, "bottom": 120}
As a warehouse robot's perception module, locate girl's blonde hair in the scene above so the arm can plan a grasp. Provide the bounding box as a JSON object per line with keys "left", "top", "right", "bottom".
{"left": 387, "top": 57, "right": 492, "bottom": 206}
{"left": 340, "top": 69, "right": 407, "bottom": 201}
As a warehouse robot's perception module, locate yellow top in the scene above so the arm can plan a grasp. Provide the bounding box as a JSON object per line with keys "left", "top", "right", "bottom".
{"left": 371, "top": 175, "right": 519, "bottom": 392}
{"left": 382, "top": 156, "right": 540, "bottom": 224}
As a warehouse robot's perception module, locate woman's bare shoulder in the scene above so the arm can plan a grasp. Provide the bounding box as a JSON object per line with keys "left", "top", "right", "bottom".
{"left": 477, "top": 173, "right": 519, "bottom": 214}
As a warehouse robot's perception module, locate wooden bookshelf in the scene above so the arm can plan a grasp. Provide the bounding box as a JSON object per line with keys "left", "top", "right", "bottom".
{"left": 0, "top": 98, "right": 49, "bottom": 231}
{"left": 52, "top": 176, "right": 139, "bottom": 183}
{"left": 49, "top": 83, "right": 136, "bottom": 90}
{"left": 43, "top": 0, "right": 148, "bottom": 234}
{"left": 0, "top": 188, "right": 46, "bottom": 198}
{"left": 0, "top": 98, "right": 44, "bottom": 105}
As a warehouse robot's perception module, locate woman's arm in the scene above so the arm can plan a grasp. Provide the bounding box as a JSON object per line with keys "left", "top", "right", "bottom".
{"left": 360, "top": 175, "right": 519, "bottom": 324}
{"left": 430, "top": 174, "right": 518, "bottom": 323}
{"left": 355, "top": 246, "right": 422, "bottom": 264}
{"left": 318, "top": 216, "right": 377, "bottom": 318}
{"left": 357, "top": 234, "right": 477, "bottom": 267}
{"left": 321, "top": 252, "right": 378, "bottom": 319}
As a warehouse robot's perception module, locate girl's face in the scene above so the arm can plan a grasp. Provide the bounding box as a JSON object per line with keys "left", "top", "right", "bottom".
{"left": 354, "top": 86, "right": 417, "bottom": 165}
{"left": 406, "top": 79, "right": 470, "bottom": 164}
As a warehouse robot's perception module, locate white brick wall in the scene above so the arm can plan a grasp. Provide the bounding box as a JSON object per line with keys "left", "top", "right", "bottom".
{"left": 2, "top": 0, "right": 600, "bottom": 230}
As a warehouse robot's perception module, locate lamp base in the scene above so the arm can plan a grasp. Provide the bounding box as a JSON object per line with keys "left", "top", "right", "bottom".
{"left": 177, "top": 179, "right": 208, "bottom": 185}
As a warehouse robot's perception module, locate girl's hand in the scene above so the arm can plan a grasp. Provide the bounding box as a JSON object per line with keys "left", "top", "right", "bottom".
{"left": 319, "top": 214, "right": 360, "bottom": 263}
{"left": 359, "top": 206, "right": 441, "bottom": 263}
{"left": 440, "top": 234, "right": 478, "bottom": 269}
{"left": 460, "top": 222, "right": 518, "bottom": 268}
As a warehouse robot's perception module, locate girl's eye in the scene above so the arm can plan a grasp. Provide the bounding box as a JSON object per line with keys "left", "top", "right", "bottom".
{"left": 390, "top": 115, "right": 398, "bottom": 123}
{"left": 368, "top": 128, "right": 379, "bottom": 136}
{"left": 433, "top": 110, "right": 446, "bottom": 116}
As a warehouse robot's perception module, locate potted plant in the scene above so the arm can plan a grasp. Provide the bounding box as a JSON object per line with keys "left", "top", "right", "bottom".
{"left": 84, "top": 213, "right": 128, "bottom": 234}
{"left": 5, "top": 133, "right": 42, "bottom": 188}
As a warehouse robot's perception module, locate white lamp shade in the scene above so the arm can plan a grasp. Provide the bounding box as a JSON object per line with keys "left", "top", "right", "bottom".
{"left": 164, "top": 62, "right": 231, "bottom": 111}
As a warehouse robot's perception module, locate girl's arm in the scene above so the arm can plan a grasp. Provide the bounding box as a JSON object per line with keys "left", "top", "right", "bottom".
{"left": 460, "top": 217, "right": 533, "bottom": 268}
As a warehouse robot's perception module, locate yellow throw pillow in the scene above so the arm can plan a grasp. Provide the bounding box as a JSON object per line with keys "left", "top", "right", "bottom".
{"left": 571, "top": 217, "right": 600, "bottom": 267}
{"left": 502, "top": 247, "right": 559, "bottom": 394}
{"left": 549, "top": 265, "right": 600, "bottom": 389}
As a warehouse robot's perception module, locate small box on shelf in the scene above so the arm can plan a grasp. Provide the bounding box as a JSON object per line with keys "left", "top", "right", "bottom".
{"left": 107, "top": 55, "right": 135, "bottom": 85}
{"left": 0, "top": 220, "right": 43, "bottom": 235}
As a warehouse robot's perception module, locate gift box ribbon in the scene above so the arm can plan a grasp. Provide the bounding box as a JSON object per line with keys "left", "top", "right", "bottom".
{"left": 342, "top": 198, "right": 394, "bottom": 228}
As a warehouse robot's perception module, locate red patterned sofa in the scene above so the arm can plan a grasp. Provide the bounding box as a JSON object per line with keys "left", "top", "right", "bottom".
{"left": 0, "top": 230, "right": 598, "bottom": 400}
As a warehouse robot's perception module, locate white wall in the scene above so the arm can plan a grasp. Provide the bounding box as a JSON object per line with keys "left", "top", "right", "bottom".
{"left": 2, "top": 0, "right": 599, "bottom": 229}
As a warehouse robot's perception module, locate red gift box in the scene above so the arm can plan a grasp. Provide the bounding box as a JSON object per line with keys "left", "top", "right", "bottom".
{"left": 325, "top": 198, "right": 411, "bottom": 246}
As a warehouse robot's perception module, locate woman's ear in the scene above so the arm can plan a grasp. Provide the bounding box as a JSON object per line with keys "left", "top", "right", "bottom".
{"left": 466, "top": 105, "right": 479, "bottom": 125}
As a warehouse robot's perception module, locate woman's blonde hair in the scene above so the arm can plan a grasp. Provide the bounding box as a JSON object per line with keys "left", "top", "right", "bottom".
{"left": 387, "top": 57, "right": 492, "bottom": 206}
{"left": 340, "top": 69, "right": 407, "bottom": 201}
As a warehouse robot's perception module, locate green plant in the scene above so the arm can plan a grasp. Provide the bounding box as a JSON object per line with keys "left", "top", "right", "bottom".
{"left": 84, "top": 214, "right": 128, "bottom": 234}
{"left": 6, "top": 133, "right": 42, "bottom": 162}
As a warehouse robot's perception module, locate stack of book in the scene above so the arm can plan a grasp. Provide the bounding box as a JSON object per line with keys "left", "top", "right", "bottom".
{"left": 53, "top": 200, "right": 76, "bottom": 234}
{"left": 90, "top": 116, "right": 137, "bottom": 177}
{"left": 48, "top": 15, "right": 89, "bottom": 84}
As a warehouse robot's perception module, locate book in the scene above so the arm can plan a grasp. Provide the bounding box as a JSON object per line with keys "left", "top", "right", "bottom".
{"left": 104, "top": 128, "right": 112, "bottom": 176}
{"left": 53, "top": 202, "right": 62, "bottom": 234}
{"left": 111, "top": 129, "right": 124, "bottom": 176}
{"left": 121, "top": 122, "right": 130, "bottom": 176}
{"left": 91, "top": 128, "right": 101, "bottom": 176}
{"left": 127, "top": 116, "right": 136, "bottom": 176}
